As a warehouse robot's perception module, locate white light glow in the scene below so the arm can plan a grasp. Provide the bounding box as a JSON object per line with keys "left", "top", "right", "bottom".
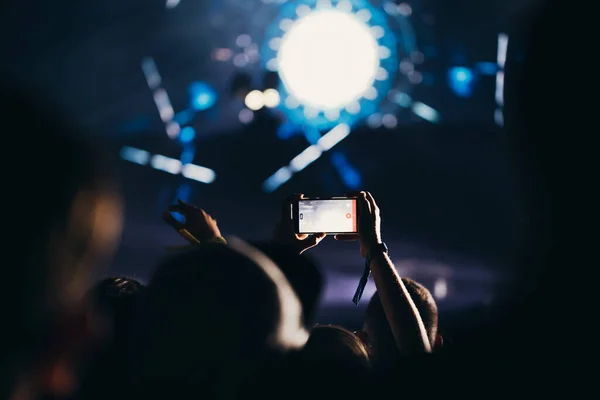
{"left": 433, "top": 278, "right": 448, "bottom": 300}
{"left": 182, "top": 164, "right": 216, "bottom": 184}
{"left": 245, "top": 90, "right": 265, "bottom": 111}
{"left": 277, "top": 9, "right": 380, "bottom": 110}
{"left": 263, "top": 89, "right": 281, "bottom": 108}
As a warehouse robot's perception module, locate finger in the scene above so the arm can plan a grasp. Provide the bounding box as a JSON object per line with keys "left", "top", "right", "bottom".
{"left": 357, "top": 192, "right": 371, "bottom": 215}
{"left": 334, "top": 234, "right": 360, "bottom": 241}
{"left": 162, "top": 211, "right": 184, "bottom": 230}
{"left": 363, "top": 191, "right": 380, "bottom": 218}
{"left": 303, "top": 233, "right": 326, "bottom": 248}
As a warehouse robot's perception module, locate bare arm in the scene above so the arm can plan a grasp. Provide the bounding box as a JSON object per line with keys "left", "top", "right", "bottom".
{"left": 337, "top": 191, "right": 431, "bottom": 354}
{"left": 369, "top": 251, "right": 431, "bottom": 353}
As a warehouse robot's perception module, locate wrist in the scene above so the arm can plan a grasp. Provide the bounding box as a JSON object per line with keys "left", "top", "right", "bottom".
{"left": 365, "top": 242, "right": 388, "bottom": 263}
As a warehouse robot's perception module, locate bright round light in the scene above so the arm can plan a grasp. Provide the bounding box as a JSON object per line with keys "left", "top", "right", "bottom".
{"left": 277, "top": 9, "right": 380, "bottom": 110}
{"left": 244, "top": 90, "right": 264, "bottom": 111}
{"left": 263, "top": 89, "right": 281, "bottom": 108}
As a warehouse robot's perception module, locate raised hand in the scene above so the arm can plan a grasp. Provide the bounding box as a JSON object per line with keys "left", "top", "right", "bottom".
{"left": 334, "top": 191, "right": 382, "bottom": 258}
{"left": 272, "top": 193, "right": 326, "bottom": 255}
{"left": 163, "top": 199, "right": 221, "bottom": 244}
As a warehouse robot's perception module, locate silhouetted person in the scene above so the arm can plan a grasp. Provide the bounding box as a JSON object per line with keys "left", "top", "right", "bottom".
{"left": 362, "top": 279, "right": 439, "bottom": 371}
{"left": 129, "top": 238, "right": 308, "bottom": 400}
{"left": 1, "top": 86, "right": 123, "bottom": 400}
{"left": 77, "top": 277, "right": 144, "bottom": 400}
{"left": 301, "top": 324, "right": 370, "bottom": 370}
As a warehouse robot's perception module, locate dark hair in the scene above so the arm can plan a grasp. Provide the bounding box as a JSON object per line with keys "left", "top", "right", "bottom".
{"left": 249, "top": 242, "right": 323, "bottom": 329}
{"left": 363, "top": 279, "right": 437, "bottom": 368}
{"left": 129, "top": 241, "right": 308, "bottom": 397}
{"left": 301, "top": 324, "right": 370, "bottom": 370}
{"left": 0, "top": 85, "right": 114, "bottom": 395}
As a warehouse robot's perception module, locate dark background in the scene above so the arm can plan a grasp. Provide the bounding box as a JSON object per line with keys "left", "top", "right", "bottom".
{"left": 0, "top": 0, "right": 540, "bottom": 329}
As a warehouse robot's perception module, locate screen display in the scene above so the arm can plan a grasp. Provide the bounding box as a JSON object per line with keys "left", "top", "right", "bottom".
{"left": 298, "top": 199, "right": 357, "bottom": 234}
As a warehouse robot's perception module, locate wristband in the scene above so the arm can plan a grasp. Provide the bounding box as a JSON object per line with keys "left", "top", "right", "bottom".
{"left": 352, "top": 242, "right": 388, "bottom": 305}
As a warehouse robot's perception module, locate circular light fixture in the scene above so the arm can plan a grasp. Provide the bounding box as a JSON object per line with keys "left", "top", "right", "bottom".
{"left": 277, "top": 9, "right": 379, "bottom": 110}
{"left": 245, "top": 90, "right": 265, "bottom": 110}
{"left": 262, "top": 0, "right": 398, "bottom": 129}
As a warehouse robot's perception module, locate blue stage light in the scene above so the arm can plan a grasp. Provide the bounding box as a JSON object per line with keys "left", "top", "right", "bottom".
{"left": 448, "top": 67, "right": 474, "bottom": 98}
{"left": 179, "top": 126, "right": 196, "bottom": 144}
{"left": 189, "top": 82, "right": 217, "bottom": 111}
{"left": 261, "top": 0, "right": 398, "bottom": 130}
{"left": 331, "top": 152, "right": 361, "bottom": 189}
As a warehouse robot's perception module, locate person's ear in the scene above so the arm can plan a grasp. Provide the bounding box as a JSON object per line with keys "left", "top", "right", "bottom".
{"left": 433, "top": 333, "right": 443, "bottom": 350}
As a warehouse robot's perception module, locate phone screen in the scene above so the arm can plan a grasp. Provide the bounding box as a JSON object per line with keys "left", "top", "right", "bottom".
{"left": 297, "top": 198, "right": 357, "bottom": 234}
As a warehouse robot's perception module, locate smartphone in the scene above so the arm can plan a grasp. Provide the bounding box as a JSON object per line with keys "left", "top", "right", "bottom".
{"left": 293, "top": 197, "right": 358, "bottom": 235}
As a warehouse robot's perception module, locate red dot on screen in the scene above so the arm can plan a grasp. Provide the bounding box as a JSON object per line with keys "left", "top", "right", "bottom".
{"left": 346, "top": 213, "right": 352, "bottom": 219}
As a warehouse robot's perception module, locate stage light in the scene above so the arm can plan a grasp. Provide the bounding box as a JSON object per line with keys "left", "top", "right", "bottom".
{"left": 263, "top": 89, "right": 281, "bottom": 107}
{"left": 179, "top": 126, "right": 196, "bottom": 143}
{"left": 245, "top": 90, "right": 264, "bottom": 110}
{"left": 448, "top": 67, "right": 474, "bottom": 98}
{"left": 278, "top": 9, "right": 379, "bottom": 110}
{"left": 262, "top": 123, "right": 351, "bottom": 192}
{"left": 262, "top": 0, "right": 398, "bottom": 129}
{"left": 239, "top": 108, "right": 254, "bottom": 124}
{"left": 189, "top": 82, "right": 217, "bottom": 111}
{"left": 120, "top": 146, "right": 216, "bottom": 184}
{"left": 433, "top": 278, "right": 448, "bottom": 300}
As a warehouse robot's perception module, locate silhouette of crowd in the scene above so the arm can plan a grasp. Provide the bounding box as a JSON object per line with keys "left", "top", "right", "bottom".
{"left": 1, "top": 1, "right": 586, "bottom": 399}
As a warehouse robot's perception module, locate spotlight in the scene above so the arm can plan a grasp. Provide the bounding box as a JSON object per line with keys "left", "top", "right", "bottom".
{"left": 261, "top": 0, "right": 397, "bottom": 129}
{"left": 448, "top": 67, "right": 474, "bottom": 98}
{"left": 245, "top": 90, "right": 265, "bottom": 111}
{"left": 188, "top": 82, "right": 217, "bottom": 111}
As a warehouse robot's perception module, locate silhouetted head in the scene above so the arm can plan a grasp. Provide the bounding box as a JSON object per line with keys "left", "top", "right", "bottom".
{"left": 249, "top": 242, "right": 323, "bottom": 329}
{"left": 302, "top": 324, "right": 370, "bottom": 371}
{"left": 130, "top": 238, "right": 308, "bottom": 399}
{"left": 1, "top": 85, "right": 123, "bottom": 399}
{"left": 362, "top": 279, "right": 438, "bottom": 370}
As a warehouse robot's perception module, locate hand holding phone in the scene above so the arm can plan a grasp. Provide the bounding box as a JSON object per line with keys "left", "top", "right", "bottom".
{"left": 273, "top": 194, "right": 326, "bottom": 254}
{"left": 335, "top": 191, "right": 382, "bottom": 258}
{"left": 163, "top": 200, "right": 222, "bottom": 244}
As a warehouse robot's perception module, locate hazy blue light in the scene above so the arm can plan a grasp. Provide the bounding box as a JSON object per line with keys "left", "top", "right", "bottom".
{"left": 448, "top": 67, "right": 474, "bottom": 97}
{"left": 189, "top": 82, "right": 217, "bottom": 111}
{"left": 179, "top": 126, "right": 196, "bottom": 144}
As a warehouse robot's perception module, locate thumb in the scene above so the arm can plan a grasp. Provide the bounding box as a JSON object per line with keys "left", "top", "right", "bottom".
{"left": 302, "top": 233, "right": 326, "bottom": 249}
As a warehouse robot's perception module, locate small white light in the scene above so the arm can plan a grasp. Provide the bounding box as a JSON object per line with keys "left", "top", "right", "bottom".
{"left": 376, "top": 67, "right": 389, "bottom": 81}
{"left": 364, "top": 87, "right": 378, "bottom": 100}
{"left": 382, "top": 114, "right": 397, "bottom": 128}
{"left": 433, "top": 279, "right": 447, "bottom": 299}
{"left": 245, "top": 90, "right": 265, "bottom": 111}
{"left": 324, "top": 109, "right": 340, "bottom": 121}
{"left": 285, "top": 96, "right": 300, "bottom": 109}
{"left": 263, "top": 89, "right": 281, "bottom": 108}
{"left": 378, "top": 46, "right": 391, "bottom": 60}
{"left": 346, "top": 101, "right": 361, "bottom": 114}
{"left": 370, "top": 26, "right": 385, "bottom": 39}
{"left": 356, "top": 9, "right": 372, "bottom": 22}
{"left": 236, "top": 34, "right": 252, "bottom": 48}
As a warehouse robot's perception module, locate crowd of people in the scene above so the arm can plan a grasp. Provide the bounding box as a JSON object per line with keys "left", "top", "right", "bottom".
{"left": 1, "top": 0, "right": 586, "bottom": 399}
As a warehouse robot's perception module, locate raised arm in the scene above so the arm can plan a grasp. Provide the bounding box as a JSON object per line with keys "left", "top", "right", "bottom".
{"left": 337, "top": 191, "right": 431, "bottom": 354}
